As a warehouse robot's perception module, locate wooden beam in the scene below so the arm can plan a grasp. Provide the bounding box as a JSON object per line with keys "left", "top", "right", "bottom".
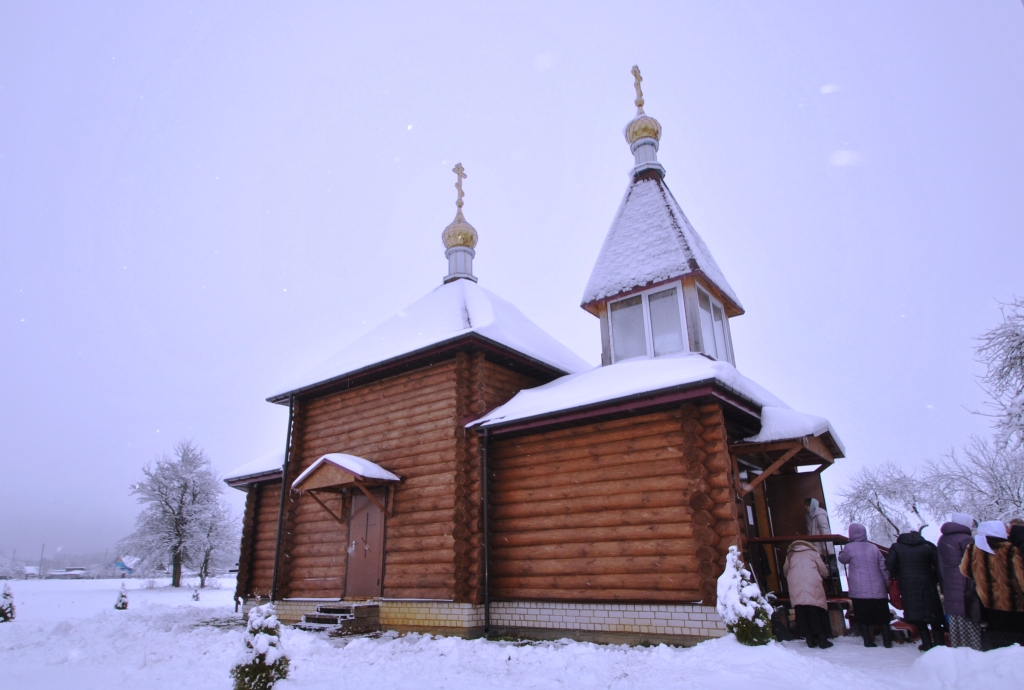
{"left": 738, "top": 442, "right": 801, "bottom": 497}
{"left": 306, "top": 490, "right": 345, "bottom": 524}
{"left": 353, "top": 480, "right": 386, "bottom": 513}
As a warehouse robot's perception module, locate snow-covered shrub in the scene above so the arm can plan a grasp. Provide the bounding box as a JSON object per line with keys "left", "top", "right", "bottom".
{"left": 716, "top": 546, "right": 774, "bottom": 646}
{"left": 1, "top": 584, "right": 15, "bottom": 622}
{"left": 231, "top": 603, "right": 289, "bottom": 690}
{"left": 114, "top": 583, "right": 129, "bottom": 610}
{"left": 192, "top": 588, "right": 200, "bottom": 601}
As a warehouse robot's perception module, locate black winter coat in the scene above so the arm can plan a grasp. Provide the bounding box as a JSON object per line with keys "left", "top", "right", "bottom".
{"left": 936, "top": 522, "right": 973, "bottom": 617}
{"left": 885, "top": 532, "right": 944, "bottom": 623}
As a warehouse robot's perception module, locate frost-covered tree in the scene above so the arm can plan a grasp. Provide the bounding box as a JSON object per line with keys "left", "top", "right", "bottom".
{"left": 923, "top": 437, "right": 1024, "bottom": 523}
{"left": 716, "top": 546, "right": 774, "bottom": 646}
{"left": 114, "top": 583, "right": 128, "bottom": 610}
{"left": 0, "top": 552, "right": 24, "bottom": 580}
{"left": 836, "top": 462, "right": 929, "bottom": 544}
{"left": 118, "top": 440, "right": 237, "bottom": 587}
{"left": 1, "top": 584, "right": 15, "bottom": 622}
{"left": 976, "top": 297, "right": 1024, "bottom": 451}
{"left": 231, "top": 604, "right": 289, "bottom": 690}
{"left": 189, "top": 500, "right": 240, "bottom": 588}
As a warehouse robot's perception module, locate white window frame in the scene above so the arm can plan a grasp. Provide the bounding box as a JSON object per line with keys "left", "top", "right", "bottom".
{"left": 608, "top": 281, "right": 689, "bottom": 362}
{"left": 696, "top": 285, "right": 733, "bottom": 363}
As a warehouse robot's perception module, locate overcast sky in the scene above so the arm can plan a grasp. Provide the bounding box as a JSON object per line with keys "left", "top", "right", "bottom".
{"left": 2, "top": 2, "right": 1023, "bottom": 558}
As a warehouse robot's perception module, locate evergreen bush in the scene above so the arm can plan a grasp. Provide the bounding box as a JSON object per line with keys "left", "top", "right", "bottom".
{"left": 231, "top": 603, "right": 289, "bottom": 690}
{"left": 1, "top": 583, "right": 15, "bottom": 622}
{"left": 114, "top": 583, "right": 129, "bottom": 610}
{"left": 716, "top": 545, "right": 774, "bottom": 645}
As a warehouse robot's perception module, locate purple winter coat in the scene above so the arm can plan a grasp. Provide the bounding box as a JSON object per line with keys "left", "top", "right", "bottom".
{"left": 837, "top": 523, "right": 889, "bottom": 599}
{"left": 936, "top": 521, "right": 973, "bottom": 617}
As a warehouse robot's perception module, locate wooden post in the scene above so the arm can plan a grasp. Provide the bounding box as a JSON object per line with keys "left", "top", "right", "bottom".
{"left": 270, "top": 395, "right": 294, "bottom": 602}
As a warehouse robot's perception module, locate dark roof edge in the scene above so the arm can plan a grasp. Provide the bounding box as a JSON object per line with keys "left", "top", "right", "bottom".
{"left": 580, "top": 269, "right": 744, "bottom": 318}
{"left": 472, "top": 377, "right": 762, "bottom": 437}
{"left": 266, "top": 332, "right": 578, "bottom": 405}
{"left": 224, "top": 469, "right": 283, "bottom": 489}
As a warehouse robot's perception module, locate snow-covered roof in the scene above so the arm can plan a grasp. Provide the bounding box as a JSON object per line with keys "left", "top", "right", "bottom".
{"left": 581, "top": 175, "right": 742, "bottom": 311}
{"left": 292, "top": 453, "right": 400, "bottom": 489}
{"left": 224, "top": 451, "right": 284, "bottom": 484}
{"left": 471, "top": 352, "right": 844, "bottom": 455}
{"left": 270, "top": 279, "right": 592, "bottom": 401}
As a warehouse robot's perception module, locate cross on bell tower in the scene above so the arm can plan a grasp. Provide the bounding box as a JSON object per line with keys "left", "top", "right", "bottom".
{"left": 440, "top": 162, "right": 479, "bottom": 284}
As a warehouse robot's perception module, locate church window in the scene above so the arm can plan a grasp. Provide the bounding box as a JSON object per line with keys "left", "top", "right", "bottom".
{"left": 697, "top": 287, "right": 732, "bottom": 362}
{"left": 610, "top": 284, "right": 687, "bottom": 362}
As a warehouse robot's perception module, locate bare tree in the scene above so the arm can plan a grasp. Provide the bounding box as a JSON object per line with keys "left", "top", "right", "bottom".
{"left": 836, "top": 462, "right": 929, "bottom": 544}
{"left": 119, "top": 440, "right": 234, "bottom": 587}
{"left": 923, "top": 437, "right": 1024, "bottom": 523}
{"left": 975, "top": 297, "right": 1024, "bottom": 450}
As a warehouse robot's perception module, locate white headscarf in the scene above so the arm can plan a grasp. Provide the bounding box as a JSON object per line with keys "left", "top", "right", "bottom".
{"left": 952, "top": 513, "right": 975, "bottom": 529}
{"left": 975, "top": 520, "right": 1008, "bottom": 554}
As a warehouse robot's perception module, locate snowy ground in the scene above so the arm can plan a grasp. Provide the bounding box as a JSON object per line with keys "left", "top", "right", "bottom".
{"left": 1, "top": 578, "right": 1020, "bottom": 690}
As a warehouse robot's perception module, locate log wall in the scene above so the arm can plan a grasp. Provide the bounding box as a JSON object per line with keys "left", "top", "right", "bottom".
{"left": 487, "top": 402, "right": 740, "bottom": 604}
{"left": 235, "top": 480, "right": 281, "bottom": 600}
{"left": 277, "top": 357, "right": 538, "bottom": 601}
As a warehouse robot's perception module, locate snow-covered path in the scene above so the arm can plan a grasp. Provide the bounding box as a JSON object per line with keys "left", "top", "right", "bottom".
{"left": 0, "top": 578, "right": 1019, "bottom": 690}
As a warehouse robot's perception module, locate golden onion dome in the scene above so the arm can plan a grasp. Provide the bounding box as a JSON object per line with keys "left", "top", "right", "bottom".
{"left": 624, "top": 112, "right": 662, "bottom": 144}
{"left": 442, "top": 208, "right": 478, "bottom": 250}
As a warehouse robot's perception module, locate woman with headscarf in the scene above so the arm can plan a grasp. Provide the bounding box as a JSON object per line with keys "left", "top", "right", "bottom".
{"left": 784, "top": 540, "right": 833, "bottom": 648}
{"left": 937, "top": 513, "right": 980, "bottom": 649}
{"left": 838, "top": 523, "right": 892, "bottom": 647}
{"left": 959, "top": 520, "right": 1024, "bottom": 650}
{"left": 885, "top": 530, "right": 945, "bottom": 651}
{"left": 804, "top": 498, "right": 830, "bottom": 555}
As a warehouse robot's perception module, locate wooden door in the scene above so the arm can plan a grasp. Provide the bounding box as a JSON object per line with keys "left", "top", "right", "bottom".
{"left": 345, "top": 491, "right": 385, "bottom": 598}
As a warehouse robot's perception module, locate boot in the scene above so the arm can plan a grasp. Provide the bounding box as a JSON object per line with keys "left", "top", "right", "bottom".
{"left": 881, "top": 625, "right": 893, "bottom": 649}
{"left": 862, "top": 627, "right": 878, "bottom": 648}
{"left": 918, "top": 627, "right": 934, "bottom": 652}
{"left": 806, "top": 635, "right": 818, "bottom": 648}
{"left": 818, "top": 637, "right": 834, "bottom": 649}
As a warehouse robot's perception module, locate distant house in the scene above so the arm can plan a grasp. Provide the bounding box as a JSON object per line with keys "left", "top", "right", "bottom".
{"left": 225, "top": 68, "right": 846, "bottom": 644}
{"left": 23, "top": 566, "right": 39, "bottom": 579}
{"left": 46, "top": 567, "right": 87, "bottom": 579}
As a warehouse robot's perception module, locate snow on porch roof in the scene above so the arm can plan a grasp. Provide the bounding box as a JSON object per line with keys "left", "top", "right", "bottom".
{"left": 581, "top": 175, "right": 742, "bottom": 312}
{"left": 292, "top": 453, "right": 400, "bottom": 490}
{"left": 224, "top": 451, "right": 284, "bottom": 485}
{"left": 471, "top": 352, "right": 845, "bottom": 456}
{"left": 269, "top": 278, "right": 592, "bottom": 401}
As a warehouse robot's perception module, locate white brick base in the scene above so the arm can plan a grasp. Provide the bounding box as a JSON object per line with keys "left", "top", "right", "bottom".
{"left": 243, "top": 598, "right": 726, "bottom": 641}
{"left": 490, "top": 602, "right": 726, "bottom": 639}
{"left": 380, "top": 601, "right": 484, "bottom": 630}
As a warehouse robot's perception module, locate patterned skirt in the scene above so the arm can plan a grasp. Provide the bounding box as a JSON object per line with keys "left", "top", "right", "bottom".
{"left": 948, "top": 614, "right": 982, "bottom": 650}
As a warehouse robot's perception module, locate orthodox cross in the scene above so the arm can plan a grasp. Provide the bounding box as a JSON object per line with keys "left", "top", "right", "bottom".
{"left": 452, "top": 163, "right": 467, "bottom": 209}
{"left": 631, "top": 65, "right": 645, "bottom": 111}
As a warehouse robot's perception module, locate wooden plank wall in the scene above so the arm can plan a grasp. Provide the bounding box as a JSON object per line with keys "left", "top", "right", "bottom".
{"left": 235, "top": 481, "right": 281, "bottom": 600}
{"left": 278, "top": 362, "right": 462, "bottom": 600}
{"left": 488, "top": 402, "right": 739, "bottom": 604}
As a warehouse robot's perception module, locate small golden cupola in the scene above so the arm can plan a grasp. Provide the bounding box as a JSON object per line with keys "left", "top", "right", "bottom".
{"left": 441, "top": 162, "right": 478, "bottom": 283}
{"left": 624, "top": 65, "right": 665, "bottom": 177}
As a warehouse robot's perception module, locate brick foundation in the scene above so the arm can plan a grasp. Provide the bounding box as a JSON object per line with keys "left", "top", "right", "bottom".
{"left": 244, "top": 598, "right": 726, "bottom": 644}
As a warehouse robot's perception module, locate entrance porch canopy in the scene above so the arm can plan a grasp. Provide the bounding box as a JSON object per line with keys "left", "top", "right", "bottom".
{"left": 292, "top": 453, "right": 401, "bottom": 519}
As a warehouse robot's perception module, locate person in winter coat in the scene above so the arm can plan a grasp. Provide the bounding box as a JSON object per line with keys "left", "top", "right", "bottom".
{"left": 959, "top": 520, "right": 1024, "bottom": 650}
{"left": 885, "top": 531, "right": 945, "bottom": 651}
{"left": 784, "top": 540, "right": 833, "bottom": 649}
{"left": 936, "top": 513, "right": 980, "bottom": 650}
{"left": 838, "top": 523, "right": 892, "bottom": 647}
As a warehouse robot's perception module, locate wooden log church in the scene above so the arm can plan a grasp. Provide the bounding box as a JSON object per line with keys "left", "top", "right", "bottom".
{"left": 225, "top": 67, "right": 846, "bottom": 644}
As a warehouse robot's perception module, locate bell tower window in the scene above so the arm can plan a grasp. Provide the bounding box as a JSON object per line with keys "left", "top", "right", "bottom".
{"left": 697, "top": 286, "right": 732, "bottom": 362}
{"left": 609, "top": 283, "right": 687, "bottom": 362}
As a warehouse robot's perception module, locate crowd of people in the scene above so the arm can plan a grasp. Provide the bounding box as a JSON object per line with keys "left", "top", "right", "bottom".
{"left": 782, "top": 498, "right": 1024, "bottom": 652}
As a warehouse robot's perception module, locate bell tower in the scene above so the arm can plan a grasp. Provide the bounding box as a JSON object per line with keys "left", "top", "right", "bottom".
{"left": 582, "top": 67, "right": 743, "bottom": 366}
